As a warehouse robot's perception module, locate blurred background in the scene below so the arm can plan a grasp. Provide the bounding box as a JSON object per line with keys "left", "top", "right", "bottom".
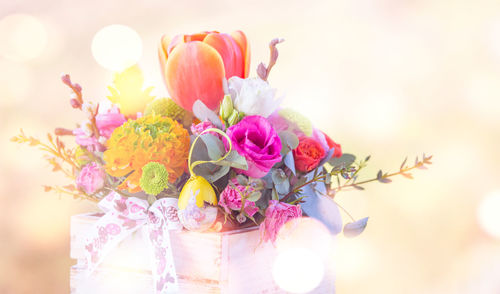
{"left": 1, "top": 0, "right": 500, "bottom": 293}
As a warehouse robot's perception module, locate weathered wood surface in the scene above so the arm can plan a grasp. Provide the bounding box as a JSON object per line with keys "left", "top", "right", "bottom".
{"left": 70, "top": 213, "right": 335, "bottom": 293}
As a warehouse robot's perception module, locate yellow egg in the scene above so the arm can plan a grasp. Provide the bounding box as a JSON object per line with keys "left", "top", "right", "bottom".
{"left": 178, "top": 175, "right": 217, "bottom": 210}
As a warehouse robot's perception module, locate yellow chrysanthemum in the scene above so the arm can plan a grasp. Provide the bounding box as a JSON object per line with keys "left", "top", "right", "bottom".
{"left": 104, "top": 114, "right": 190, "bottom": 193}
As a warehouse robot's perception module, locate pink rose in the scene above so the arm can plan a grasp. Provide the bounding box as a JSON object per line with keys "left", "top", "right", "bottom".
{"left": 259, "top": 200, "right": 302, "bottom": 243}
{"left": 76, "top": 162, "right": 106, "bottom": 194}
{"left": 96, "top": 106, "right": 126, "bottom": 138}
{"left": 226, "top": 116, "right": 282, "bottom": 178}
{"left": 219, "top": 179, "right": 259, "bottom": 217}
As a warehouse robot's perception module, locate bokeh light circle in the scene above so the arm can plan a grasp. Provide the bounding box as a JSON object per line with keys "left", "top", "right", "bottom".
{"left": 273, "top": 247, "right": 325, "bottom": 293}
{"left": 91, "top": 24, "right": 142, "bottom": 71}
{"left": 0, "top": 14, "right": 48, "bottom": 62}
{"left": 477, "top": 191, "right": 500, "bottom": 239}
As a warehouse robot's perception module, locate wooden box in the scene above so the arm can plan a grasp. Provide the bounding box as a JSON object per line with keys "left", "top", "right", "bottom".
{"left": 70, "top": 213, "right": 335, "bottom": 293}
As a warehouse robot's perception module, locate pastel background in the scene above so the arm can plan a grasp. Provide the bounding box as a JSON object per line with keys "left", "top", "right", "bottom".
{"left": 1, "top": 0, "right": 499, "bottom": 293}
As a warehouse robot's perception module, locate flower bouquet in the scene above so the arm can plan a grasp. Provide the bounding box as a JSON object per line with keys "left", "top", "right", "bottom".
{"left": 12, "top": 30, "right": 432, "bottom": 294}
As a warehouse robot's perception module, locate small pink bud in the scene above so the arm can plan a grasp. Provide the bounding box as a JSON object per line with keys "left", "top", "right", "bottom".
{"left": 70, "top": 99, "right": 81, "bottom": 108}
{"left": 61, "top": 74, "right": 70, "bottom": 84}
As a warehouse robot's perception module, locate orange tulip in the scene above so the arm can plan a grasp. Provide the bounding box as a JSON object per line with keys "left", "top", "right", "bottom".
{"left": 159, "top": 31, "right": 250, "bottom": 112}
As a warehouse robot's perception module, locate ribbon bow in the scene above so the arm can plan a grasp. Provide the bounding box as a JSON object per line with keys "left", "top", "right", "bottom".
{"left": 84, "top": 192, "right": 181, "bottom": 293}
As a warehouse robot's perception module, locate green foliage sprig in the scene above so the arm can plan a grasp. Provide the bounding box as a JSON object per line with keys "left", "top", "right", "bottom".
{"left": 280, "top": 153, "right": 433, "bottom": 203}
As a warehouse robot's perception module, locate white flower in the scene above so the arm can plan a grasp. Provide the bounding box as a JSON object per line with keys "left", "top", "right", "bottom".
{"left": 228, "top": 77, "right": 282, "bottom": 118}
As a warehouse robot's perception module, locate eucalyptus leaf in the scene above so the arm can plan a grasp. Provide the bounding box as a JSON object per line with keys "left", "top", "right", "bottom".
{"left": 299, "top": 184, "right": 343, "bottom": 234}
{"left": 275, "top": 178, "right": 290, "bottom": 195}
{"left": 343, "top": 217, "right": 369, "bottom": 238}
{"left": 192, "top": 100, "right": 223, "bottom": 129}
{"left": 199, "top": 134, "right": 224, "bottom": 160}
{"left": 279, "top": 131, "right": 299, "bottom": 156}
{"left": 271, "top": 169, "right": 287, "bottom": 185}
{"left": 328, "top": 153, "right": 356, "bottom": 169}
{"left": 214, "top": 150, "right": 248, "bottom": 170}
{"left": 283, "top": 151, "right": 296, "bottom": 175}
{"left": 246, "top": 191, "right": 262, "bottom": 202}
{"left": 236, "top": 174, "right": 248, "bottom": 186}
{"left": 203, "top": 165, "right": 230, "bottom": 183}
{"left": 261, "top": 172, "right": 274, "bottom": 189}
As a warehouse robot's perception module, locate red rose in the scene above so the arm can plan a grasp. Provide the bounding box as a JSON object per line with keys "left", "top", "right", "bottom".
{"left": 321, "top": 131, "right": 342, "bottom": 158}
{"left": 293, "top": 137, "right": 326, "bottom": 172}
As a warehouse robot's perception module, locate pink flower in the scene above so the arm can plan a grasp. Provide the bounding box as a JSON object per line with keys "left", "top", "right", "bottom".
{"left": 73, "top": 128, "right": 105, "bottom": 152}
{"left": 267, "top": 111, "right": 290, "bottom": 133}
{"left": 76, "top": 162, "right": 106, "bottom": 194}
{"left": 226, "top": 116, "right": 282, "bottom": 178}
{"left": 219, "top": 179, "right": 259, "bottom": 217}
{"left": 190, "top": 120, "right": 218, "bottom": 136}
{"left": 96, "top": 106, "right": 126, "bottom": 138}
{"left": 259, "top": 200, "right": 302, "bottom": 243}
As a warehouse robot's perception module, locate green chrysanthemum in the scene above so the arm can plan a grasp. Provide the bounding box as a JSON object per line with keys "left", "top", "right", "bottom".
{"left": 139, "top": 162, "right": 169, "bottom": 196}
{"left": 278, "top": 108, "right": 313, "bottom": 136}
{"left": 144, "top": 98, "right": 192, "bottom": 128}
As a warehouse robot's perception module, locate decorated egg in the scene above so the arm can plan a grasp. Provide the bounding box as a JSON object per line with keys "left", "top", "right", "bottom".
{"left": 177, "top": 175, "right": 218, "bottom": 231}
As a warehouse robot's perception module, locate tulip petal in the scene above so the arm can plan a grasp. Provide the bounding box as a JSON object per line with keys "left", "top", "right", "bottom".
{"left": 158, "top": 35, "right": 170, "bottom": 81}
{"left": 167, "top": 34, "right": 184, "bottom": 55}
{"left": 185, "top": 32, "right": 210, "bottom": 42}
{"left": 230, "top": 30, "right": 250, "bottom": 77}
{"left": 165, "top": 41, "right": 226, "bottom": 112}
{"left": 203, "top": 33, "right": 244, "bottom": 78}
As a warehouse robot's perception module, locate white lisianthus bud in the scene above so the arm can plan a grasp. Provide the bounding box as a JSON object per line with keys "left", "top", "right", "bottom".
{"left": 220, "top": 95, "right": 234, "bottom": 121}
{"left": 227, "top": 110, "right": 240, "bottom": 126}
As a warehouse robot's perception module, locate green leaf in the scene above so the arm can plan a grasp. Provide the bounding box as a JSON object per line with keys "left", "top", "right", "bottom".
{"left": 199, "top": 134, "right": 224, "bottom": 160}
{"left": 203, "top": 165, "right": 230, "bottom": 183}
{"left": 246, "top": 191, "right": 262, "bottom": 202}
{"left": 343, "top": 217, "right": 369, "bottom": 238}
{"left": 272, "top": 188, "right": 279, "bottom": 200}
{"left": 236, "top": 174, "right": 248, "bottom": 186}
{"left": 279, "top": 131, "right": 299, "bottom": 155}
{"left": 213, "top": 151, "right": 248, "bottom": 170}
{"left": 328, "top": 153, "right": 356, "bottom": 169}
{"left": 275, "top": 179, "right": 290, "bottom": 195}
{"left": 283, "top": 151, "right": 296, "bottom": 175}
{"left": 271, "top": 169, "right": 287, "bottom": 185}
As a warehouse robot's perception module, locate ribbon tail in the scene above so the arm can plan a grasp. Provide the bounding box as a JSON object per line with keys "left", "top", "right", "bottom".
{"left": 84, "top": 193, "right": 149, "bottom": 276}
{"left": 148, "top": 199, "right": 181, "bottom": 293}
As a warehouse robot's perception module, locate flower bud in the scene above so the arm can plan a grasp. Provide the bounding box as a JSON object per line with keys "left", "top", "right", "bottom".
{"left": 54, "top": 127, "right": 74, "bottom": 136}
{"left": 236, "top": 213, "right": 247, "bottom": 224}
{"left": 82, "top": 120, "right": 93, "bottom": 137}
{"left": 220, "top": 95, "right": 234, "bottom": 120}
{"left": 227, "top": 109, "right": 240, "bottom": 126}
{"left": 82, "top": 102, "right": 95, "bottom": 117}
{"left": 70, "top": 98, "right": 81, "bottom": 108}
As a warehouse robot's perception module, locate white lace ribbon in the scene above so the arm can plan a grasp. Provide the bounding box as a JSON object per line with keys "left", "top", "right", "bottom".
{"left": 84, "top": 192, "right": 181, "bottom": 293}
